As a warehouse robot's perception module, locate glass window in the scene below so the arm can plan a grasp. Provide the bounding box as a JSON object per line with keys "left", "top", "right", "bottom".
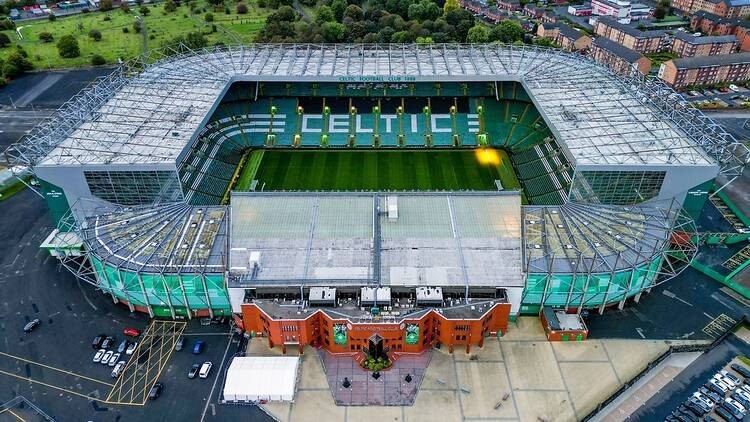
{"left": 85, "top": 170, "right": 183, "bottom": 205}
{"left": 569, "top": 170, "right": 665, "bottom": 205}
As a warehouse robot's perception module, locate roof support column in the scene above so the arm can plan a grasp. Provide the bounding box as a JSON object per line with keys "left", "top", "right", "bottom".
{"left": 136, "top": 272, "right": 155, "bottom": 318}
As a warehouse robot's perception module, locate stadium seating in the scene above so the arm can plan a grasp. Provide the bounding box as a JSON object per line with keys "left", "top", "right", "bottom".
{"left": 176, "top": 81, "right": 573, "bottom": 206}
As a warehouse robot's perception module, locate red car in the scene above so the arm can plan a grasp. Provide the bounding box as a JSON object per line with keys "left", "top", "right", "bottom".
{"left": 123, "top": 328, "right": 140, "bottom": 337}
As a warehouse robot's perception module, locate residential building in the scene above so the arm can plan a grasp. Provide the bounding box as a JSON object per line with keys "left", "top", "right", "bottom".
{"left": 690, "top": 11, "right": 750, "bottom": 51}
{"left": 497, "top": 0, "right": 521, "bottom": 11}
{"left": 537, "top": 23, "right": 593, "bottom": 51}
{"left": 629, "top": 2, "right": 653, "bottom": 19}
{"left": 591, "top": 36, "right": 652, "bottom": 75}
{"left": 672, "top": 0, "right": 750, "bottom": 18}
{"left": 524, "top": 4, "right": 545, "bottom": 19}
{"left": 658, "top": 52, "right": 750, "bottom": 87}
{"left": 671, "top": 32, "right": 737, "bottom": 56}
{"left": 593, "top": 16, "right": 670, "bottom": 53}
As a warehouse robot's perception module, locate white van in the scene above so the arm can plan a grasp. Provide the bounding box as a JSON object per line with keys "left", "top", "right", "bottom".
{"left": 199, "top": 361, "right": 212, "bottom": 379}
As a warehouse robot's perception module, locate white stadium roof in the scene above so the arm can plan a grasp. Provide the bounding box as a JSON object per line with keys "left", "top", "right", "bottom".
{"left": 222, "top": 356, "right": 300, "bottom": 403}
{"left": 5, "top": 44, "right": 746, "bottom": 175}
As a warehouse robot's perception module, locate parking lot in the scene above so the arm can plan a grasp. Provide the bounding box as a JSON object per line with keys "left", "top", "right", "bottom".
{"left": 682, "top": 86, "right": 750, "bottom": 109}
{"left": 629, "top": 328, "right": 750, "bottom": 421}
{"left": 0, "top": 188, "right": 269, "bottom": 421}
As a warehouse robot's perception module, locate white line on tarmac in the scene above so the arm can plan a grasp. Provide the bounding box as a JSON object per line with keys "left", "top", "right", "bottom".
{"left": 200, "top": 327, "right": 234, "bottom": 422}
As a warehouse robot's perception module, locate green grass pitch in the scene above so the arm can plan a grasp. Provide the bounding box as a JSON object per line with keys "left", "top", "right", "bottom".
{"left": 234, "top": 149, "right": 521, "bottom": 192}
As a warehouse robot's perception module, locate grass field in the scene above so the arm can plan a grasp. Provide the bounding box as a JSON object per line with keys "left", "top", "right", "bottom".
{"left": 0, "top": 0, "right": 270, "bottom": 69}
{"left": 234, "top": 148, "right": 522, "bottom": 192}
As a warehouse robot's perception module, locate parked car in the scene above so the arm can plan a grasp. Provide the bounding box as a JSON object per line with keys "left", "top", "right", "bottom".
{"left": 725, "top": 396, "right": 747, "bottom": 413}
{"left": 126, "top": 342, "right": 138, "bottom": 355}
{"left": 101, "top": 350, "right": 114, "bottom": 365}
{"left": 691, "top": 391, "right": 714, "bottom": 408}
{"left": 703, "top": 415, "right": 719, "bottom": 422}
{"left": 175, "top": 336, "right": 185, "bottom": 351}
{"left": 719, "top": 87, "right": 730, "bottom": 93}
{"left": 101, "top": 336, "right": 115, "bottom": 350}
{"left": 23, "top": 319, "right": 41, "bottom": 333}
{"left": 193, "top": 340, "right": 204, "bottom": 354}
{"left": 148, "top": 382, "right": 163, "bottom": 400}
{"left": 711, "top": 375, "right": 733, "bottom": 391}
{"left": 93, "top": 349, "right": 106, "bottom": 363}
{"left": 687, "top": 397, "right": 710, "bottom": 415}
{"left": 111, "top": 361, "right": 126, "bottom": 378}
{"left": 117, "top": 339, "right": 129, "bottom": 354}
{"left": 188, "top": 363, "right": 200, "bottom": 379}
{"left": 714, "top": 405, "right": 738, "bottom": 422}
{"left": 721, "top": 370, "right": 742, "bottom": 386}
{"left": 732, "top": 392, "right": 750, "bottom": 410}
{"left": 698, "top": 386, "right": 722, "bottom": 404}
{"left": 108, "top": 352, "right": 120, "bottom": 367}
{"left": 731, "top": 363, "right": 750, "bottom": 378}
{"left": 123, "top": 328, "right": 140, "bottom": 337}
{"left": 677, "top": 404, "right": 699, "bottom": 421}
{"left": 92, "top": 334, "right": 106, "bottom": 350}
{"left": 708, "top": 379, "right": 730, "bottom": 393}
{"left": 730, "top": 84, "right": 740, "bottom": 92}
{"left": 199, "top": 362, "right": 212, "bottom": 379}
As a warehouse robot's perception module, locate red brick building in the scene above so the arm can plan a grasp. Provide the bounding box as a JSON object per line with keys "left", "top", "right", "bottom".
{"left": 240, "top": 298, "right": 512, "bottom": 355}
{"left": 690, "top": 11, "right": 750, "bottom": 52}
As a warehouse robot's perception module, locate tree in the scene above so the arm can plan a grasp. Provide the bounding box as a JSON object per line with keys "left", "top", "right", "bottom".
{"left": 653, "top": 5, "right": 666, "bottom": 19}
{"left": 236, "top": 2, "right": 248, "bottom": 13}
{"left": 57, "top": 35, "right": 80, "bottom": 58}
{"left": 2, "top": 49, "right": 32, "bottom": 79}
{"left": 204, "top": 12, "right": 214, "bottom": 22}
{"left": 0, "top": 33, "right": 10, "bottom": 48}
{"left": 88, "top": 28, "right": 102, "bottom": 41}
{"left": 91, "top": 54, "right": 106, "bottom": 65}
{"left": 344, "top": 4, "right": 364, "bottom": 21}
{"left": 139, "top": 5, "right": 150, "bottom": 15}
{"left": 314, "top": 5, "right": 335, "bottom": 24}
{"left": 164, "top": 0, "right": 177, "bottom": 12}
{"left": 322, "top": 21, "right": 346, "bottom": 42}
{"left": 408, "top": 0, "right": 440, "bottom": 22}
{"left": 133, "top": 19, "right": 143, "bottom": 33}
{"left": 98, "top": 0, "right": 113, "bottom": 11}
{"left": 39, "top": 32, "right": 54, "bottom": 43}
{"left": 184, "top": 31, "right": 208, "bottom": 49}
{"left": 466, "top": 24, "right": 488, "bottom": 42}
{"left": 443, "top": 0, "right": 460, "bottom": 14}
{"left": 120, "top": 2, "right": 130, "bottom": 12}
{"left": 330, "top": 0, "right": 347, "bottom": 21}
{"left": 489, "top": 19, "right": 524, "bottom": 43}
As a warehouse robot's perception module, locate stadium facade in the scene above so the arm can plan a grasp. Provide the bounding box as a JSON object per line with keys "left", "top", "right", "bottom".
{"left": 8, "top": 44, "right": 748, "bottom": 353}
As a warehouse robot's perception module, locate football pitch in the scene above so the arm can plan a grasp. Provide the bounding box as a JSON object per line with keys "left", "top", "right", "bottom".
{"left": 234, "top": 149, "right": 521, "bottom": 192}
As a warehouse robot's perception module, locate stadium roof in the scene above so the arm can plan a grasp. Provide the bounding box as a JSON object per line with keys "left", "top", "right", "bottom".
{"left": 522, "top": 199, "right": 696, "bottom": 275}
{"left": 66, "top": 200, "right": 228, "bottom": 274}
{"left": 227, "top": 191, "right": 524, "bottom": 289}
{"left": 5, "top": 43, "right": 746, "bottom": 175}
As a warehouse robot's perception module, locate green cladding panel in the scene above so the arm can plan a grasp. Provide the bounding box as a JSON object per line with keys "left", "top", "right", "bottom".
{"left": 38, "top": 178, "right": 70, "bottom": 228}
{"left": 90, "top": 256, "right": 230, "bottom": 315}
{"left": 683, "top": 180, "right": 713, "bottom": 220}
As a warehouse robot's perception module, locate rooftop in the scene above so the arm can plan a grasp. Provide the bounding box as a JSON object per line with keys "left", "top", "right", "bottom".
{"left": 673, "top": 32, "right": 737, "bottom": 44}
{"left": 596, "top": 16, "right": 667, "bottom": 38}
{"left": 6, "top": 44, "right": 744, "bottom": 173}
{"left": 228, "top": 191, "right": 524, "bottom": 289}
{"left": 593, "top": 36, "right": 645, "bottom": 63}
{"left": 671, "top": 51, "right": 750, "bottom": 69}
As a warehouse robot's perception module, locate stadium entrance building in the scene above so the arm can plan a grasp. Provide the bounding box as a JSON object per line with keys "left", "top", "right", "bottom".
{"left": 9, "top": 45, "right": 747, "bottom": 346}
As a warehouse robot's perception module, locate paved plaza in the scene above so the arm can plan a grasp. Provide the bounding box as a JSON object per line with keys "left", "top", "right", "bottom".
{"left": 257, "top": 317, "right": 684, "bottom": 422}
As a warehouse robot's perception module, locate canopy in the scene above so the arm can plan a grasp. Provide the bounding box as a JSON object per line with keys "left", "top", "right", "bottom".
{"left": 222, "top": 356, "right": 300, "bottom": 403}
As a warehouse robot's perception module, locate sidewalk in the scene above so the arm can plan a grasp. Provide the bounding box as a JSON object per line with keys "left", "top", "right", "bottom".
{"left": 590, "top": 352, "right": 702, "bottom": 422}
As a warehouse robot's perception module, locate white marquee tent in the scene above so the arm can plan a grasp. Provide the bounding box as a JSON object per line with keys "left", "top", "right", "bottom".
{"left": 222, "top": 356, "right": 300, "bottom": 403}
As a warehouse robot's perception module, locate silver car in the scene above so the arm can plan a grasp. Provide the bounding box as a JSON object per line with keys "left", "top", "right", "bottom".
{"left": 108, "top": 352, "right": 121, "bottom": 367}
{"left": 93, "top": 349, "right": 106, "bottom": 363}
{"left": 111, "top": 361, "right": 126, "bottom": 378}
{"left": 101, "top": 350, "right": 113, "bottom": 365}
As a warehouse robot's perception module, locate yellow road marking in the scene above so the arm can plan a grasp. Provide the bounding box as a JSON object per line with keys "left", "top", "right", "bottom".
{"left": 106, "top": 320, "right": 186, "bottom": 405}
{"left": 0, "top": 369, "right": 110, "bottom": 404}
{"left": 6, "top": 409, "right": 27, "bottom": 422}
{"left": 0, "top": 351, "right": 113, "bottom": 387}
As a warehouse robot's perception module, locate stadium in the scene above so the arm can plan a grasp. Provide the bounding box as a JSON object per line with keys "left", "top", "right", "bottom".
{"left": 7, "top": 43, "right": 748, "bottom": 353}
